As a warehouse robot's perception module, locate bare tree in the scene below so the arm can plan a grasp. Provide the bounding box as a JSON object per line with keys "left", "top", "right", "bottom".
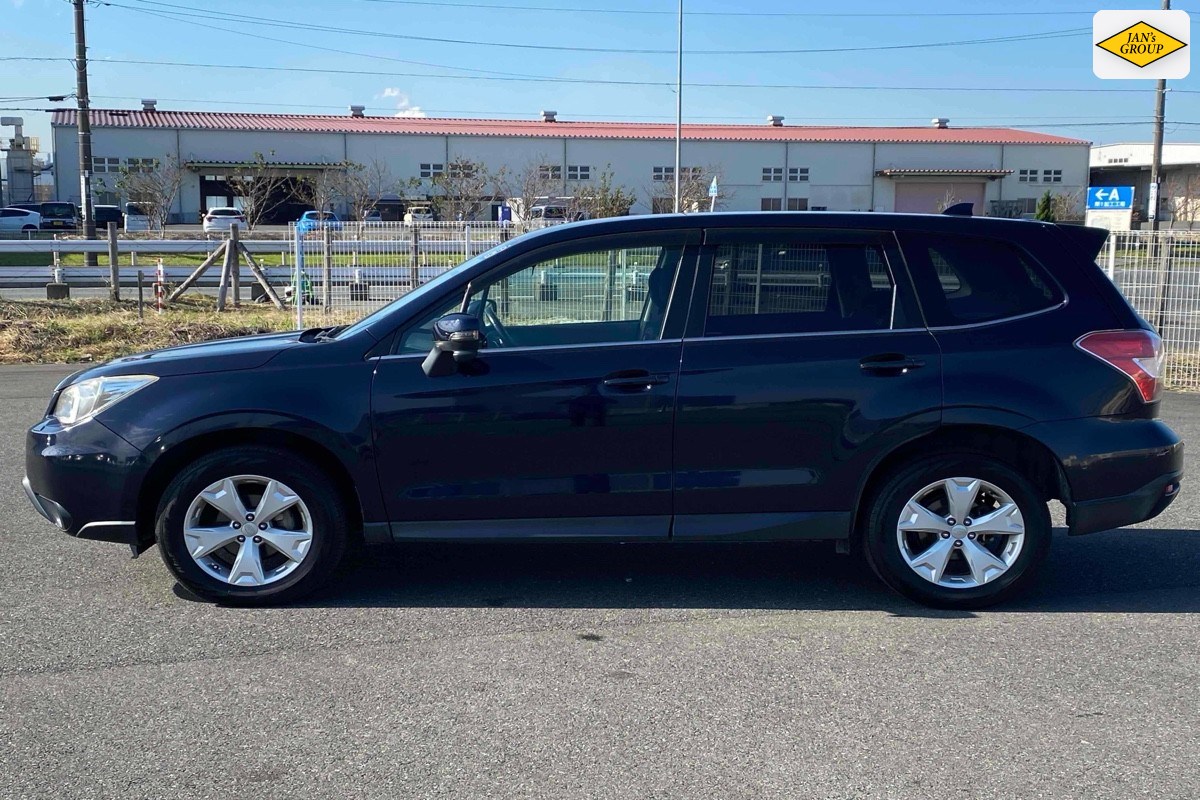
{"left": 335, "top": 158, "right": 399, "bottom": 224}
{"left": 225, "top": 151, "right": 289, "bottom": 229}
{"left": 507, "top": 155, "right": 563, "bottom": 225}
{"left": 935, "top": 188, "right": 961, "bottom": 214}
{"left": 291, "top": 163, "right": 348, "bottom": 220}
{"left": 572, "top": 165, "right": 636, "bottom": 219}
{"left": 432, "top": 157, "right": 507, "bottom": 221}
{"left": 1166, "top": 171, "right": 1200, "bottom": 230}
{"left": 114, "top": 154, "right": 185, "bottom": 232}
{"left": 1050, "top": 187, "right": 1087, "bottom": 222}
{"left": 647, "top": 164, "right": 727, "bottom": 213}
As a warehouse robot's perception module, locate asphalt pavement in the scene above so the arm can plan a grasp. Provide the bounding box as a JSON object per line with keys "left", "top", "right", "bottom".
{"left": 1, "top": 364, "right": 1198, "bottom": 799}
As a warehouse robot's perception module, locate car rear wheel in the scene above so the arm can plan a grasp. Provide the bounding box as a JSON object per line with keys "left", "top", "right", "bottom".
{"left": 862, "top": 454, "right": 1050, "bottom": 609}
{"left": 21, "top": 225, "right": 37, "bottom": 231}
{"left": 155, "top": 446, "right": 349, "bottom": 604}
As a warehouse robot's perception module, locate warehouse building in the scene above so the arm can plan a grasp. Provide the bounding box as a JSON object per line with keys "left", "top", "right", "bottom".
{"left": 1090, "top": 142, "right": 1200, "bottom": 227}
{"left": 50, "top": 104, "right": 1090, "bottom": 223}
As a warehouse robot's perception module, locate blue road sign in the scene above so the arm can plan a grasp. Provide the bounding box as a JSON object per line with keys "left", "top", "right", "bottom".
{"left": 1087, "top": 186, "right": 1135, "bottom": 210}
{"left": 708, "top": 177, "right": 719, "bottom": 198}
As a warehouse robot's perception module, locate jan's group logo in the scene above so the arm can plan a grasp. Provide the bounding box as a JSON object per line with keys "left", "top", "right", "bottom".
{"left": 1093, "top": 10, "right": 1190, "bottom": 79}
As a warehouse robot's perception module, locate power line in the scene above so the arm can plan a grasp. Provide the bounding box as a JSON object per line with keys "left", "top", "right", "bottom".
{"left": 109, "top": 1, "right": 1090, "bottom": 56}
{"left": 340, "top": 0, "right": 1103, "bottom": 17}
{"left": 67, "top": 57, "right": 1200, "bottom": 94}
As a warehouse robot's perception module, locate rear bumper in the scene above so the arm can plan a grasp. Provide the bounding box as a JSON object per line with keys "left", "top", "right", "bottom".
{"left": 1023, "top": 416, "right": 1184, "bottom": 536}
{"left": 1070, "top": 470, "right": 1182, "bottom": 537}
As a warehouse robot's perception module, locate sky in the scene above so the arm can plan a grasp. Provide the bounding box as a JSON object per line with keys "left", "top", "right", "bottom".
{"left": 2, "top": 0, "right": 1198, "bottom": 159}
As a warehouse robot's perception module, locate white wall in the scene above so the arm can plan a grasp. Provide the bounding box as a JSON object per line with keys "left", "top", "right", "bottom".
{"left": 51, "top": 122, "right": 1093, "bottom": 220}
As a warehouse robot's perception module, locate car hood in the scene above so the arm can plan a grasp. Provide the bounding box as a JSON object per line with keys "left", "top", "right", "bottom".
{"left": 55, "top": 330, "right": 302, "bottom": 389}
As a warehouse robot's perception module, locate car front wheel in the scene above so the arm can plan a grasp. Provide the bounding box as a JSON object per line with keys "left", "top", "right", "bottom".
{"left": 155, "top": 446, "right": 349, "bottom": 604}
{"left": 862, "top": 454, "right": 1051, "bottom": 609}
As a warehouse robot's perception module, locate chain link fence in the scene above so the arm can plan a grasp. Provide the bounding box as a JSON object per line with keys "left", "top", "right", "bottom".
{"left": 1099, "top": 229, "right": 1200, "bottom": 390}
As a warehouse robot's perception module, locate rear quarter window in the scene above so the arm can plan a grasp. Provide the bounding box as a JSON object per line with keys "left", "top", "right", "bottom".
{"left": 900, "top": 231, "right": 1063, "bottom": 327}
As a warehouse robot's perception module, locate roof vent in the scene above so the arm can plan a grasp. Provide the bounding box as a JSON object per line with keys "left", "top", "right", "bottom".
{"left": 141, "top": 99, "right": 157, "bottom": 112}
{"left": 541, "top": 110, "right": 558, "bottom": 123}
{"left": 767, "top": 115, "right": 784, "bottom": 127}
{"left": 932, "top": 117, "right": 949, "bottom": 129}
{"left": 350, "top": 105, "right": 366, "bottom": 118}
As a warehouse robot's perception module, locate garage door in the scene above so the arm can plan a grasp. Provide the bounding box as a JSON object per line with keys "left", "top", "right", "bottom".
{"left": 894, "top": 182, "right": 986, "bottom": 214}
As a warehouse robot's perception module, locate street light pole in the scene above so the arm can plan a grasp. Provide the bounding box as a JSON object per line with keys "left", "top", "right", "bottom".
{"left": 673, "top": 0, "right": 682, "bottom": 214}
{"left": 72, "top": 0, "right": 96, "bottom": 253}
{"left": 1148, "top": 0, "right": 1170, "bottom": 231}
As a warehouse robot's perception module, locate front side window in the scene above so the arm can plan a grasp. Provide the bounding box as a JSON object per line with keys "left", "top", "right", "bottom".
{"left": 705, "top": 236, "right": 908, "bottom": 337}
{"left": 396, "top": 242, "right": 683, "bottom": 353}
{"left": 901, "top": 232, "right": 1063, "bottom": 327}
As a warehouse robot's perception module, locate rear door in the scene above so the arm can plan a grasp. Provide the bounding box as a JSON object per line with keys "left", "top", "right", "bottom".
{"left": 672, "top": 226, "right": 943, "bottom": 540}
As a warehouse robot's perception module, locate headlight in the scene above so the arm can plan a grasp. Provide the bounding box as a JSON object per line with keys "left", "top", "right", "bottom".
{"left": 53, "top": 375, "right": 157, "bottom": 426}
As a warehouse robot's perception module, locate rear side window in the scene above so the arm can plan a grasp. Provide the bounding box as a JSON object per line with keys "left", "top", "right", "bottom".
{"left": 704, "top": 236, "right": 912, "bottom": 337}
{"left": 900, "top": 232, "right": 1063, "bottom": 327}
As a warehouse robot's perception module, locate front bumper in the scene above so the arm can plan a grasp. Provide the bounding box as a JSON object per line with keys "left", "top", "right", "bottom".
{"left": 1023, "top": 416, "right": 1184, "bottom": 536}
{"left": 24, "top": 416, "right": 146, "bottom": 547}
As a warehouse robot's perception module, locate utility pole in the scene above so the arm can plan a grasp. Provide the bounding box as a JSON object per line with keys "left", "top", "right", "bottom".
{"left": 673, "top": 0, "right": 683, "bottom": 214}
{"left": 72, "top": 0, "right": 96, "bottom": 261}
{"left": 1148, "top": 0, "right": 1170, "bottom": 230}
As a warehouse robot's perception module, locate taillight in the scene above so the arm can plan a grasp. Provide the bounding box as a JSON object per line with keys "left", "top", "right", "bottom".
{"left": 1076, "top": 330, "right": 1164, "bottom": 403}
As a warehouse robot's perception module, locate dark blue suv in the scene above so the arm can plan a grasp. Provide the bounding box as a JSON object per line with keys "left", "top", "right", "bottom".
{"left": 24, "top": 213, "right": 1183, "bottom": 608}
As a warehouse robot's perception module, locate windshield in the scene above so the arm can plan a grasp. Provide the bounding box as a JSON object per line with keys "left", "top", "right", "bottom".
{"left": 335, "top": 240, "right": 518, "bottom": 340}
{"left": 42, "top": 203, "right": 75, "bottom": 219}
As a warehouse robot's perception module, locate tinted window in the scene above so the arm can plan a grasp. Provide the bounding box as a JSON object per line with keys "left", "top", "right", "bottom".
{"left": 396, "top": 244, "right": 682, "bottom": 353}
{"left": 901, "top": 232, "right": 1063, "bottom": 327}
{"left": 41, "top": 203, "right": 75, "bottom": 219}
{"left": 705, "top": 238, "right": 905, "bottom": 337}
{"left": 211, "top": 209, "right": 242, "bottom": 217}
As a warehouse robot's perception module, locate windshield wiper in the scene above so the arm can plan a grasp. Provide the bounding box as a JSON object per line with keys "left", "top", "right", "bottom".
{"left": 298, "top": 325, "right": 346, "bottom": 343}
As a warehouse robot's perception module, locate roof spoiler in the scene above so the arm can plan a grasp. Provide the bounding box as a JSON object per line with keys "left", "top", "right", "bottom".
{"left": 941, "top": 202, "right": 973, "bottom": 217}
{"left": 1055, "top": 224, "right": 1109, "bottom": 263}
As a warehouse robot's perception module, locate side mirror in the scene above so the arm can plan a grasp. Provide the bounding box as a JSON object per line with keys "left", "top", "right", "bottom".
{"left": 422, "top": 312, "right": 485, "bottom": 377}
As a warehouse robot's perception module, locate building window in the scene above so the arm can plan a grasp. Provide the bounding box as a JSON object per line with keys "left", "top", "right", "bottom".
{"left": 1018, "top": 169, "right": 1038, "bottom": 183}
{"left": 787, "top": 198, "right": 808, "bottom": 211}
{"left": 1043, "top": 169, "right": 1062, "bottom": 183}
{"left": 1018, "top": 198, "right": 1038, "bottom": 214}
{"left": 538, "top": 165, "right": 562, "bottom": 181}
{"left": 91, "top": 157, "right": 120, "bottom": 174}
{"left": 762, "top": 167, "right": 784, "bottom": 182}
{"left": 810, "top": 206, "right": 828, "bottom": 211}
{"left": 124, "top": 158, "right": 156, "bottom": 173}
{"left": 420, "top": 163, "right": 444, "bottom": 179}
{"left": 653, "top": 166, "right": 701, "bottom": 182}
{"left": 447, "top": 163, "right": 475, "bottom": 179}
{"left": 761, "top": 198, "right": 783, "bottom": 211}
{"left": 567, "top": 165, "right": 591, "bottom": 181}
{"left": 788, "top": 167, "right": 809, "bottom": 182}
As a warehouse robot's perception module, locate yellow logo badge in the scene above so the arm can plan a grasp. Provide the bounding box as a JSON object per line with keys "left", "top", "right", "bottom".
{"left": 1096, "top": 21, "right": 1188, "bottom": 68}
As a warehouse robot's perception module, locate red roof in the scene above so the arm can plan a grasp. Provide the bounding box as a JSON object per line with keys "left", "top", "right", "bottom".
{"left": 50, "top": 109, "right": 1089, "bottom": 146}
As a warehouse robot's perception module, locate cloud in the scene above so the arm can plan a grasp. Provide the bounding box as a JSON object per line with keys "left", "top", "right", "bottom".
{"left": 377, "top": 87, "right": 426, "bottom": 118}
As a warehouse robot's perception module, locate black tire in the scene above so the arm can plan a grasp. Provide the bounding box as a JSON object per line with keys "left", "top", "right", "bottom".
{"left": 155, "top": 445, "right": 349, "bottom": 605}
{"left": 21, "top": 225, "right": 37, "bottom": 232}
{"left": 861, "top": 453, "right": 1050, "bottom": 609}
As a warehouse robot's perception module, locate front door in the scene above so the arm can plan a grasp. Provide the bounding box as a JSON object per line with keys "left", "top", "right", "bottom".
{"left": 371, "top": 230, "right": 698, "bottom": 539}
{"left": 672, "top": 227, "right": 943, "bottom": 541}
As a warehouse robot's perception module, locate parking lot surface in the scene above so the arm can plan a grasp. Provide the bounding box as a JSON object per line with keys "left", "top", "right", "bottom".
{"left": 1, "top": 364, "right": 1197, "bottom": 799}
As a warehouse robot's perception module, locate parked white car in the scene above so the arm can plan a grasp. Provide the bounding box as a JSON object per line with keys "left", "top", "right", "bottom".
{"left": 123, "top": 202, "right": 150, "bottom": 233}
{"left": 403, "top": 205, "right": 435, "bottom": 224}
{"left": 0, "top": 207, "right": 42, "bottom": 233}
{"left": 203, "top": 207, "right": 246, "bottom": 234}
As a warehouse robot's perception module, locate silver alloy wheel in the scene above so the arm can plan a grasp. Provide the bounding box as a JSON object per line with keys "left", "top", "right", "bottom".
{"left": 896, "top": 477, "right": 1026, "bottom": 589}
{"left": 183, "top": 474, "right": 314, "bottom": 587}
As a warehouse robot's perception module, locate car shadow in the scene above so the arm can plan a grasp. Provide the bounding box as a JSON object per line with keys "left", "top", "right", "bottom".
{"left": 264, "top": 526, "right": 1200, "bottom": 615}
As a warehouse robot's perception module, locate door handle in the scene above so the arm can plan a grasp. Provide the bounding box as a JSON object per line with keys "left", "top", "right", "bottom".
{"left": 602, "top": 370, "right": 670, "bottom": 391}
{"left": 859, "top": 353, "right": 925, "bottom": 374}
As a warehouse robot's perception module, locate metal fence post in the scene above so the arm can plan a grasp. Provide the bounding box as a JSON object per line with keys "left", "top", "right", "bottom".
{"left": 322, "top": 223, "right": 333, "bottom": 312}
{"left": 293, "top": 224, "right": 304, "bottom": 329}
{"left": 464, "top": 224, "right": 472, "bottom": 260}
{"left": 107, "top": 221, "right": 120, "bottom": 301}
{"left": 1105, "top": 233, "right": 1117, "bottom": 281}
{"left": 409, "top": 224, "right": 420, "bottom": 291}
